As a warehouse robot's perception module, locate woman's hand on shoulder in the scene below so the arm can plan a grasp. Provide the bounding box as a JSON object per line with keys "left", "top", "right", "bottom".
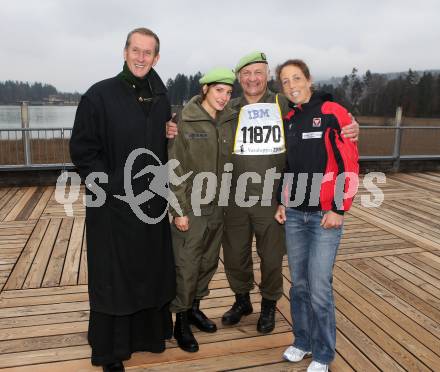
{"left": 321, "top": 211, "right": 344, "bottom": 229}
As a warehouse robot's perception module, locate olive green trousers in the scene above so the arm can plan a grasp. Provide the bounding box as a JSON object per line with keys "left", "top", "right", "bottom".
{"left": 222, "top": 203, "right": 285, "bottom": 301}
{"left": 170, "top": 206, "right": 223, "bottom": 313}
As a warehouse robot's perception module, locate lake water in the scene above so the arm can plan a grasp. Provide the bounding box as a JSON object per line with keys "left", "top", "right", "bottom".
{"left": 0, "top": 106, "right": 77, "bottom": 128}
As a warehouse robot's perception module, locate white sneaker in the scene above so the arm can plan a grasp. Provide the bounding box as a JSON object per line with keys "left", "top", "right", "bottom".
{"left": 283, "top": 345, "right": 312, "bottom": 362}
{"left": 307, "top": 360, "right": 329, "bottom": 372}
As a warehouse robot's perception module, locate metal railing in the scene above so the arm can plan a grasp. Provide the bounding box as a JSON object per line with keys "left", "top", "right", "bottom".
{"left": 0, "top": 125, "right": 439, "bottom": 171}
{"left": 357, "top": 125, "right": 440, "bottom": 170}
{"left": 2, "top": 102, "right": 438, "bottom": 171}
{"left": 0, "top": 127, "right": 73, "bottom": 170}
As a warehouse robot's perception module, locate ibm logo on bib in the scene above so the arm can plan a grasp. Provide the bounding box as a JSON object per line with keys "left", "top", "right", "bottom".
{"left": 248, "top": 109, "right": 270, "bottom": 120}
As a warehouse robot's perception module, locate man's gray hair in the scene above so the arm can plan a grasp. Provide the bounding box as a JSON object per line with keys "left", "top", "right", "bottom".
{"left": 125, "top": 27, "right": 160, "bottom": 55}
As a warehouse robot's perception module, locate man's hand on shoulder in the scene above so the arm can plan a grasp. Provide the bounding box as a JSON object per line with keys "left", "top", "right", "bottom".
{"left": 341, "top": 113, "right": 359, "bottom": 142}
{"left": 166, "top": 113, "right": 178, "bottom": 139}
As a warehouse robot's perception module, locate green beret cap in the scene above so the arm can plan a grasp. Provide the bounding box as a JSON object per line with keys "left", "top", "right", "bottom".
{"left": 235, "top": 51, "right": 268, "bottom": 72}
{"left": 199, "top": 67, "right": 236, "bottom": 86}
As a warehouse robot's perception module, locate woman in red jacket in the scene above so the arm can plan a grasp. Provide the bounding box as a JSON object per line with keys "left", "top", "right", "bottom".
{"left": 274, "top": 59, "right": 359, "bottom": 372}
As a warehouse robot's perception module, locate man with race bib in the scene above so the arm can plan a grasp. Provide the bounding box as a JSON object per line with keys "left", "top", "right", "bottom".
{"left": 221, "top": 52, "right": 359, "bottom": 333}
{"left": 221, "top": 52, "right": 289, "bottom": 333}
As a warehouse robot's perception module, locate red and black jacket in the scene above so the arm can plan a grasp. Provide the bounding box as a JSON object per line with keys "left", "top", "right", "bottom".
{"left": 277, "top": 92, "right": 359, "bottom": 214}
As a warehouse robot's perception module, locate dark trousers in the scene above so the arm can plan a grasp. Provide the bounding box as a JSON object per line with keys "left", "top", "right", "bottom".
{"left": 88, "top": 307, "right": 172, "bottom": 366}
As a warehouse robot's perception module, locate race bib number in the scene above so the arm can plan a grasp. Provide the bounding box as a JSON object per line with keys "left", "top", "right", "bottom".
{"left": 233, "top": 100, "right": 286, "bottom": 155}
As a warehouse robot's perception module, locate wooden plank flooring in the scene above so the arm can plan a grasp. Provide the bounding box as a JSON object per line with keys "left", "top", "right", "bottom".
{"left": 0, "top": 172, "right": 439, "bottom": 371}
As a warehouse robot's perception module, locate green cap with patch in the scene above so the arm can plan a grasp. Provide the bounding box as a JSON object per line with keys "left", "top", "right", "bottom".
{"left": 235, "top": 51, "right": 268, "bottom": 73}
{"left": 199, "top": 67, "right": 236, "bottom": 86}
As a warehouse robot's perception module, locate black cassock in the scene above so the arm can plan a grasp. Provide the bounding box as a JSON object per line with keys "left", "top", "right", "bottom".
{"left": 70, "top": 68, "right": 175, "bottom": 365}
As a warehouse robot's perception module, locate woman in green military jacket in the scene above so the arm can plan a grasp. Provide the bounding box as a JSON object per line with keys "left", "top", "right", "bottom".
{"left": 168, "top": 67, "right": 237, "bottom": 353}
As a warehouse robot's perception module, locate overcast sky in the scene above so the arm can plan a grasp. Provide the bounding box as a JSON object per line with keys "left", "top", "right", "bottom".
{"left": 1, "top": 0, "right": 438, "bottom": 93}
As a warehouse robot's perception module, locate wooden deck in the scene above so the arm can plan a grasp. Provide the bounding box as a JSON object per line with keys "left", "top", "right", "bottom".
{"left": 0, "top": 172, "right": 439, "bottom": 371}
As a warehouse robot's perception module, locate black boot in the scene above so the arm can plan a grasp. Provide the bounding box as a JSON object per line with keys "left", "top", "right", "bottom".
{"left": 188, "top": 299, "right": 217, "bottom": 333}
{"left": 257, "top": 298, "right": 276, "bottom": 333}
{"left": 103, "top": 361, "right": 124, "bottom": 372}
{"left": 221, "top": 293, "right": 253, "bottom": 325}
{"left": 174, "top": 311, "right": 199, "bottom": 352}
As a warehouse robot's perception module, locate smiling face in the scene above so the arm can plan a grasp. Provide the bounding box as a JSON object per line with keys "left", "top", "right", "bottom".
{"left": 201, "top": 83, "right": 233, "bottom": 117}
{"left": 279, "top": 64, "right": 312, "bottom": 105}
{"left": 238, "top": 62, "right": 269, "bottom": 102}
{"left": 123, "top": 32, "right": 160, "bottom": 78}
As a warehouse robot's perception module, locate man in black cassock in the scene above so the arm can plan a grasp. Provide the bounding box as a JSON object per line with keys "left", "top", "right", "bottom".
{"left": 70, "top": 28, "right": 175, "bottom": 372}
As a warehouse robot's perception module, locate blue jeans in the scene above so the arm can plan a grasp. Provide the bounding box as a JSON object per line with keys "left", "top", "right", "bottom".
{"left": 285, "top": 208, "right": 343, "bottom": 364}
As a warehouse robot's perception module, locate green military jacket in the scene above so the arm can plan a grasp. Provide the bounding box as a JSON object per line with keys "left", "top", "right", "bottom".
{"left": 168, "top": 95, "right": 237, "bottom": 216}
{"left": 228, "top": 90, "right": 290, "bottom": 203}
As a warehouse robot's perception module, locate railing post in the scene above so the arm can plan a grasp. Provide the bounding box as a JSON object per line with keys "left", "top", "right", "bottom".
{"left": 20, "top": 101, "right": 32, "bottom": 166}
{"left": 392, "top": 106, "right": 402, "bottom": 172}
